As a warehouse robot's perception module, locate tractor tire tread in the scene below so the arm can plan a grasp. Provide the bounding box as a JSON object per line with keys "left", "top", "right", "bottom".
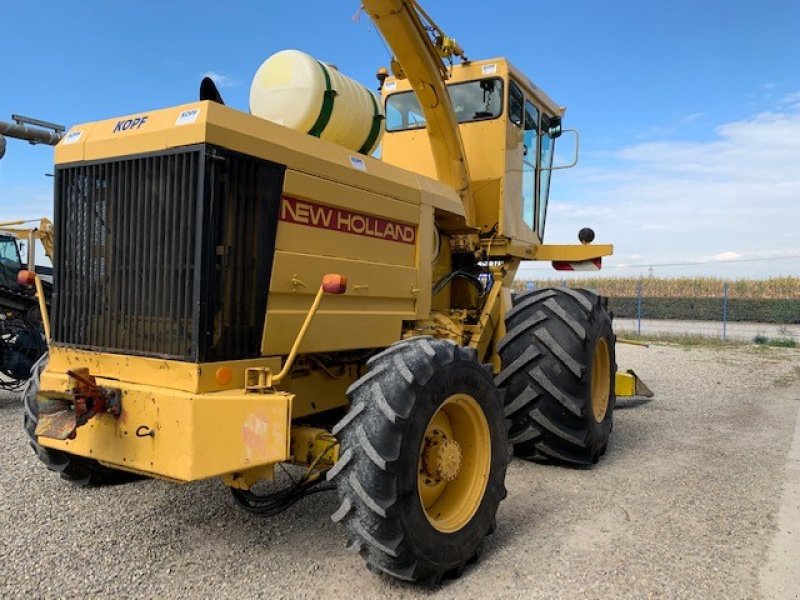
{"left": 497, "top": 287, "right": 615, "bottom": 466}
{"left": 22, "top": 354, "right": 141, "bottom": 487}
{"left": 329, "top": 337, "right": 507, "bottom": 583}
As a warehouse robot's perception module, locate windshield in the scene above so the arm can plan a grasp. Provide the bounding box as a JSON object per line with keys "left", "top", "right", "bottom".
{"left": 385, "top": 78, "right": 504, "bottom": 132}
{"left": 0, "top": 236, "right": 22, "bottom": 286}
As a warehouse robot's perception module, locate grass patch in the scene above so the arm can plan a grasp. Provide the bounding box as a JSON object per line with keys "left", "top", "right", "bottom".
{"left": 754, "top": 335, "right": 798, "bottom": 348}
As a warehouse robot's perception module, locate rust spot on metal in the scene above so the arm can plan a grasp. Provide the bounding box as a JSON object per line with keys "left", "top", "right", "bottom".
{"left": 34, "top": 368, "right": 122, "bottom": 441}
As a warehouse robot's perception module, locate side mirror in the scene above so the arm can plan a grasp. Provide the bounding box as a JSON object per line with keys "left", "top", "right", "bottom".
{"left": 546, "top": 116, "right": 562, "bottom": 138}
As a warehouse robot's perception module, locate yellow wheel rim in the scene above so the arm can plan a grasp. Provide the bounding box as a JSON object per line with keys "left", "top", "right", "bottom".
{"left": 417, "top": 393, "right": 491, "bottom": 533}
{"left": 591, "top": 337, "right": 611, "bottom": 423}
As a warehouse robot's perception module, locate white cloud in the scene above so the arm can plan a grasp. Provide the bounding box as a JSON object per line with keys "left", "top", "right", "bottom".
{"left": 680, "top": 112, "right": 705, "bottom": 124}
{"left": 201, "top": 71, "right": 240, "bottom": 89}
{"left": 524, "top": 103, "right": 800, "bottom": 279}
{"left": 779, "top": 90, "right": 800, "bottom": 110}
{"left": 711, "top": 252, "right": 742, "bottom": 262}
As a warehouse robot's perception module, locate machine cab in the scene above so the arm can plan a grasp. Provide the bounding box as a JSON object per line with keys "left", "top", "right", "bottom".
{"left": 0, "top": 234, "right": 23, "bottom": 289}
{"left": 380, "top": 57, "right": 564, "bottom": 246}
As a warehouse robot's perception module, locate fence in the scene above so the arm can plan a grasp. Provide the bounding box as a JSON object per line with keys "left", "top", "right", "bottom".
{"left": 513, "top": 277, "right": 800, "bottom": 344}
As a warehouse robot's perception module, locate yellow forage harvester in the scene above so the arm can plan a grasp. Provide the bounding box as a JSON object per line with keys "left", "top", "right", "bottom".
{"left": 25, "top": 0, "right": 651, "bottom": 584}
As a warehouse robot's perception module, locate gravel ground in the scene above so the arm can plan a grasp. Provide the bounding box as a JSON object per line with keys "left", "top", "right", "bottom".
{"left": 1, "top": 343, "right": 799, "bottom": 599}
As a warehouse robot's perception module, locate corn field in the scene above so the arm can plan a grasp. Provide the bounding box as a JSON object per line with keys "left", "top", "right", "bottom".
{"left": 513, "top": 276, "right": 800, "bottom": 300}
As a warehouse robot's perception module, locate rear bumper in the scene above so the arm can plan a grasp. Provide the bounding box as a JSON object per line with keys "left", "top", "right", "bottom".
{"left": 38, "top": 371, "right": 293, "bottom": 482}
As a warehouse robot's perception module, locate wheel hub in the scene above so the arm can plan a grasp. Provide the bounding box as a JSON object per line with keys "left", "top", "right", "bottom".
{"left": 417, "top": 393, "right": 491, "bottom": 533}
{"left": 423, "top": 435, "right": 462, "bottom": 482}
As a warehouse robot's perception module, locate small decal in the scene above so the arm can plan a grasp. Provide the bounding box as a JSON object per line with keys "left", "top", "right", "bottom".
{"left": 384, "top": 81, "right": 397, "bottom": 91}
{"left": 349, "top": 156, "right": 367, "bottom": 171}
{"left": 112, "top": 115, "right": 149, "bottom": 133}
{"left": 481, "top": 63, "right": 497, "bottom": 75}
{"left": 175, "top": 108, "right": 201, "bottom": 126}
{"left": 62, "top": 130, "right": 83, "bottom": 145}
{"left": 280, "top": 196, "right": 417, "bottom": 245}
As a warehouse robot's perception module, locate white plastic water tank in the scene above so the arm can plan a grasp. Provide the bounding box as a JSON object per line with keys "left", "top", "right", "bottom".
{"left": 250, "top": 49, "right": 384, "bottom": 155}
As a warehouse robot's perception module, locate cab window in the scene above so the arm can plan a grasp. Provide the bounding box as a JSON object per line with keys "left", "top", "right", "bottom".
{"left": 385, "top": 78, "right": 504, "bottom": 132}
{"left": 0, "top": 236, "right": 20, "bottom": 267}
{"left": 522, "top": 100, "right": 539, "bottom": 230}
{"left": 509, "top": 81, "right": 524, "bottom": 128}
{"left": 537, "top": 121, "right": 556, "bottom": 236}
{"left": 385, "top": 92, "right": 426, "bottom": 130}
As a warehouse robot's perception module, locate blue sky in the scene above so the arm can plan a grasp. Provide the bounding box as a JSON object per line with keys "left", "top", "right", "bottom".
{"left": 1, "top": 0, "right": 799, "bottom": 277}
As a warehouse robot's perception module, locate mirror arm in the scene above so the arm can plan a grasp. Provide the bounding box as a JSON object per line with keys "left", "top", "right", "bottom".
{"left": 540, "top": 128, "right": 579, "bottom": 171}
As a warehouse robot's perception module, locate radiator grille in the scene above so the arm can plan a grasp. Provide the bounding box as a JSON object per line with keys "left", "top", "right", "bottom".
{"left": 201, "top": 150, "right": 281, "bottom": 361}
{"left": 52, "top": 145, "right": 283, "bottom": 362}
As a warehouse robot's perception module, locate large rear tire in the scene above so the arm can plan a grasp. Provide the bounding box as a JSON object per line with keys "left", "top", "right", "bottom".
{"left": 496, "top": 287, "right": 616, "bottom": 465}
{"left": 22, "top": 355, "right": 141, "bottom": 486}
{"left": 328, "top": 337, "right": 508, "bottom": 584}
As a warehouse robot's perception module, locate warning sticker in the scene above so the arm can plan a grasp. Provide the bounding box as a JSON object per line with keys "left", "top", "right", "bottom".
{"left": 61, "top": 130, "right": 83, "bottom": 145}
{"left": 349, "top": 156, "right": 367, "bottom": 171}
{"left": 175, "top": 108, "right": 201, "bottom": 126}
{"left": 481, "top": 63, "right": 497, "bottom": 75}
{"left": 384, "top": 81, "right": 397, "bottom": 91}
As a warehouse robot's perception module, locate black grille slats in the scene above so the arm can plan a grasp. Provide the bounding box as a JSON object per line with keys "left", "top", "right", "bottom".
{"left": 54, "top": 148, "right": 203, "bottom": 360}
{"left": 202, "top": 150, "right": 281, "bottom": 361}
{"left": 52, "top": 145, "right": 283, "bottom": 363}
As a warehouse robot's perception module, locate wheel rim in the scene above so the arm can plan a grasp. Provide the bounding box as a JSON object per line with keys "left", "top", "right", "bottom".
{"left": 417, "top": 393, "right": 491, "bottom": 533}
{"left": 591, "top": 337, "right": 611, "bottom": 423}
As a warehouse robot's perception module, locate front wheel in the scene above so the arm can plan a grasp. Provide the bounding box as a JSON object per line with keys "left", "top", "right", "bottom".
{"left": 328, "top": 337, "right": 508, "bottom": 584}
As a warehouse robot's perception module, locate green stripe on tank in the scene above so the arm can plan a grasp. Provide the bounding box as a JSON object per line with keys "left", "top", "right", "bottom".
{"left": 308, "top": 62, "right": 336, "bottom": 138}
{"left": 358, "top": 91, "right": 384, "bottom": 155}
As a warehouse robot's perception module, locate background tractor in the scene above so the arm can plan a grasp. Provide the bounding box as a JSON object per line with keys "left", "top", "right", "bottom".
{"left": 0, "top": 115, "right": 62, "bottom": 387}
{"left": 0, "top": 219, "right": 52, "bottom": 386}
{"left": 21, "top": 0, "right": 648, "bottom": 584}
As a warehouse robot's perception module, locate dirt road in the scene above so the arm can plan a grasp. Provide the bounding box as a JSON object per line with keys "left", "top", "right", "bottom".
{"left": 1, "top": 344, "right": 799, "bottom": 599}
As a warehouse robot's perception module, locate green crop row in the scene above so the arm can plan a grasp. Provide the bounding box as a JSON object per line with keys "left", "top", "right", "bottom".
{"left": 514, "top": 276, "right": 800, "bottom": 300}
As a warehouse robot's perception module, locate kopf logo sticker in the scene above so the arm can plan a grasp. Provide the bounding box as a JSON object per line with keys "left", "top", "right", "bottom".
{"left": 113, "top": 115, "right": 149, "bottom": 133}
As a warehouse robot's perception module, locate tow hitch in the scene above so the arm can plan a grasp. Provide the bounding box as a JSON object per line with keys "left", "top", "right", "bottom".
{"left": 35, "top": 368, "right": 121, "bottom": 441}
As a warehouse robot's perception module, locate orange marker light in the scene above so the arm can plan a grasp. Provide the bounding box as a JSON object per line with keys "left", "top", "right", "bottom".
{"left": 215, "top": 367, "right": 232, "bottom": 385}
{"left": 322, "top": 274, "right": 347, "bottom": 294}
{"left": 17, "top": 270, "right": 36, "bottom": 286}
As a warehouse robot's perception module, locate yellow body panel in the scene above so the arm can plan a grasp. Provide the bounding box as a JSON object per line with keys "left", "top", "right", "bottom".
{"left": 46, "top": 347, "right": 282, "bottom": 394}
{"left": 532, "top": 244, "right": 614, "bottom": 261}
{"left": 55, "top": 101, "right": 468, "bottom": 354}
{"left": 38, "top": 369, "right": 292, "bottom": 482}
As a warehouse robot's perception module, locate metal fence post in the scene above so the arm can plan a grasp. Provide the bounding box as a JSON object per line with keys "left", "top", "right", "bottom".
{"left": 636, "top": 279, "right": 643, "bottom": 336}
{"left": 722, "top": 282, "right": 729, "bottom": 341}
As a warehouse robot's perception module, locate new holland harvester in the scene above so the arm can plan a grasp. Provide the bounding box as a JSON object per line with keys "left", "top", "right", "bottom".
{"left": 22, "top": 0, "right": 650, "bottom": 583}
